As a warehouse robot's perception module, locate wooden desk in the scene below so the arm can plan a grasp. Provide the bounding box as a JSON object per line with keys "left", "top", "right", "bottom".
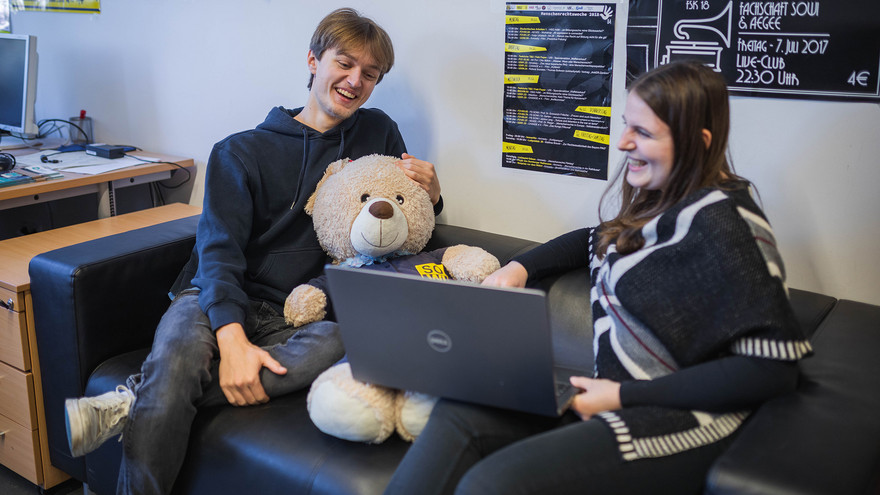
{"left": 0, "top": 151, "right": 194, "bottom": 218}
{"left": 0, "top": 203, "right": 201, "bottom": 488}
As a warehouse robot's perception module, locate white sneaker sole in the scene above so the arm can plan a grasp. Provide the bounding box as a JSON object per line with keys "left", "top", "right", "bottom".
{"left": 65, "top": 398, "right": 86, "bottom": 457}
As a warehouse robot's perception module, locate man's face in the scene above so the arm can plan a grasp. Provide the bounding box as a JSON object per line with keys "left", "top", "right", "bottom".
{"left": 307, "top": 46, "right": 382, "bottom": 126}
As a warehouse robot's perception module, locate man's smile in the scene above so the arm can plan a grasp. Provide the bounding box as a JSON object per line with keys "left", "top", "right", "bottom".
{"left": 336, "top": 87, "right": 357, "bottom": 100}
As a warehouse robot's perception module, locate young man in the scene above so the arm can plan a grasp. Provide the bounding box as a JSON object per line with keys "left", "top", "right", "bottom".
{"left": 63, "top": 8, "right": 441, "bottom": 495}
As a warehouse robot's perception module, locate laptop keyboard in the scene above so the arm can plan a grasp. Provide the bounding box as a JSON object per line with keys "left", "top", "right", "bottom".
{"left": 556, "top": 380, "right": 575, "bottom": 396}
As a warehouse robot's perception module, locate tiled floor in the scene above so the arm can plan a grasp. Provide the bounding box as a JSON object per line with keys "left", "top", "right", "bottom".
{"left": 0, "top": 463, "right": 84, "bottom": 495}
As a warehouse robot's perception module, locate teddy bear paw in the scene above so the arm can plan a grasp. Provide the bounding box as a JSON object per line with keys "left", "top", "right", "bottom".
{"left": 284, "top": 284, "right": 327, "bottom": 327}
{"left": 441, "top": 245, "right": 501, "bottom": 283}
{"left": 394, "top": 390, "right": 438, "bottom": 442}
{"left": 307, "top": 363, "right": 398, "bottom": 443}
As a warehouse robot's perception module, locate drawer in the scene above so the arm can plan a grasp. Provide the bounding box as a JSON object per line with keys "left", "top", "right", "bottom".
{"left": 0, "top": 300, "right": 30, "bottom": 371}
{"left": 0, "top": 411, "right": 41, "bottom": 484}
{"left": 0, "top": 285, "right": 26, "bottom": 314}
{"left": 0, "top": 360, "right": 36, "bottom": 429}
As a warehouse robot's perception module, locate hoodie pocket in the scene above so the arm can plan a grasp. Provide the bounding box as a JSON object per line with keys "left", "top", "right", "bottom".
{"left": 250, "top": 246, "right": 329, "bottom": 291}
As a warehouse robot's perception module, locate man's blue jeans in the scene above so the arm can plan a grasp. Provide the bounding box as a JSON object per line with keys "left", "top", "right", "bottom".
{"left": 116, "top": 290, "right": 343, "bottom": 495}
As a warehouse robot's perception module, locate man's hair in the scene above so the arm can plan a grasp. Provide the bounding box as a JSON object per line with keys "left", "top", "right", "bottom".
{"left": 307, "top": 8, "right": 395, "bottom": 89}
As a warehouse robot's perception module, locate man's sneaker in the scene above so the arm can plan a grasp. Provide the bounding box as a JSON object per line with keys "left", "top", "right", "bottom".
{"left": 65, "top": 385, "right": 135, "bottom": 457}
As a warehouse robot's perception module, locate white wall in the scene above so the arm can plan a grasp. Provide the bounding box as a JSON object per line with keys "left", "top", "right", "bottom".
{"left": 11, "top": 0, "right": 880, "bottom": 305}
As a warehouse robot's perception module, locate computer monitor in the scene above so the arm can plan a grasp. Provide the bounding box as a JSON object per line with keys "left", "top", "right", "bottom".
{"left": 0, "top": 34, "right": 39, "bottom": 137}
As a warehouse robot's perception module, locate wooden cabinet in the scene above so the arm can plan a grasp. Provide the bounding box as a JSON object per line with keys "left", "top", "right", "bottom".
{"left": 0, "top": 203, "right": 200, "bottom": 488}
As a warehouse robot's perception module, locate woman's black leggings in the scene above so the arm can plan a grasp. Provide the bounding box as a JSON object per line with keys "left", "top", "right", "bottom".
{"left": 384, "top": 399, "right": 736, "bottom": 495}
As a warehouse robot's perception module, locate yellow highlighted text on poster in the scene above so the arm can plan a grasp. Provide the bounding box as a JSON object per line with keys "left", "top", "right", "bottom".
{"left": 14, "top": 0, "right": 100, "bottom": 13}
{"left": 575, "top": 106, "right": 612, "bottom": 117}
{"left": 505, "top": 15, "right": 540, "bottom": 24}
{"left": 505, "top": 43, "right": 547, "bottom": 53}
{"left": 574, "top": 130, "right": 610, "bottom": 145}
{"left": 503, "top": 142, "right": 534, "bottom": 153}
{"left": 504, "top": 74, "right": 539, "bottom": 85}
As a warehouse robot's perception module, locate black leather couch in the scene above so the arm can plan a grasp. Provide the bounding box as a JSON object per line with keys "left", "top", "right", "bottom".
{"left": 29, "top": 215, "right": 880, "bottom": 495}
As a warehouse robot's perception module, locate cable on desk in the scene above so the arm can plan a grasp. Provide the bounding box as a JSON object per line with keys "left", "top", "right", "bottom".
{"left": 2, "top": 119, "right": 89, "bottom": 144}
{"left": 37, "top": 119, "right": 89, "bottom": 142}
{"left": 108, "top": 181, "right": 117, "bottom": 216}
{"left": 124, "top": 154, "right": 192, "bottom": 190}
{"left": 39, "top": 149, "right": 83, "bottom": 163}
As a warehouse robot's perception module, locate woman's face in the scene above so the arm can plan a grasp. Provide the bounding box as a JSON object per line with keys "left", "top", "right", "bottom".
{"left": 618, "top": 92, "right": 675, "bottom": 191}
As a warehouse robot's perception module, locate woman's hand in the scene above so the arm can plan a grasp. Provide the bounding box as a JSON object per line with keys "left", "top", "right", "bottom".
{"left": 481, "top": 261, "right": 528, "bottom": 288}
{"left": 568, "top": 376, "right": 622, "bottom": 420}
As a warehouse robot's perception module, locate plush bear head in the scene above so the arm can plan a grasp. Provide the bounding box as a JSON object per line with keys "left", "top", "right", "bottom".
{"left": 305, "top": 154, "right": 434, "bottom": 263}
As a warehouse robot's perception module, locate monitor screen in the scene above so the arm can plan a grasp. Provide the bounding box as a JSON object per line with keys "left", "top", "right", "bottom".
{"left": 0, "top": 34, "right": 39, "bottom": 137}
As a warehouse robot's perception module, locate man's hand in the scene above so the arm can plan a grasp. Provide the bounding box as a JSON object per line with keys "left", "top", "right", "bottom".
{"left": 216, "top": 323, "right": 287, "bottom": 406}
{"left": 398, "top": 153, "right": 441, "bottom": 206}
{"left": 568, "top": 376, "right": 622, "bottom": 421}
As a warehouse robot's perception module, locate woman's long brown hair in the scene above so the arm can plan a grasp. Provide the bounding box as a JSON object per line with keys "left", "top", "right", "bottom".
{"left": 596, "top": 60, "right": 743, "bottom": 257}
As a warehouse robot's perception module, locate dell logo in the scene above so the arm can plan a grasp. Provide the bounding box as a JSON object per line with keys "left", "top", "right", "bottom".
{"left": 426, "top": 329, "right": 452, "bottom": 353}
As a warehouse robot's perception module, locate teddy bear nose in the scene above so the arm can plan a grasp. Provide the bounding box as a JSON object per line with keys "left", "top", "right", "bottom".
{"left": 369, "top": 200, "right": 394, "bottom": 220}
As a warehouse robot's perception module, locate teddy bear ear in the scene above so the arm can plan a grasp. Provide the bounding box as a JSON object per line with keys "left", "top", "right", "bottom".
{"left": 305, "top": 158, "right": 350, "bottom": 216}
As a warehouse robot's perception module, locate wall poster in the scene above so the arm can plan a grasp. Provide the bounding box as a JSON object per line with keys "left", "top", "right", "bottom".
{"left": 625, "top": 0, "right": 880, "bottom": 102}
{"left": 503, "top": 1, "right": 628, "bottom": 180}
{"left": 1, "top": 0, "right": 10, "bottom": 32}
{"left": 658, "top": 0, "right": 880, "bottom": 101}
{"left": 11, "top": 0, "right": 100, "bottom": 13}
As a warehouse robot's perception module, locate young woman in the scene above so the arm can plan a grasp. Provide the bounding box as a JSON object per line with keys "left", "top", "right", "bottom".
{"left": 384, "top": 60, "right": 812, "bottom": 495}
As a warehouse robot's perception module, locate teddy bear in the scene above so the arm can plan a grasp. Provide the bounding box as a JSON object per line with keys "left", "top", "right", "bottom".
{"left": 283, "top": 154, "right": 500, "bottom": 443}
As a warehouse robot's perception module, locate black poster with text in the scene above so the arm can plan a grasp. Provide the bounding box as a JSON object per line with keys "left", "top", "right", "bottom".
{"left": 503, "top": 2, "right": 620, "bottom": 179}
{"left": 655, "top": 0, "right": 880, "bottom": 101}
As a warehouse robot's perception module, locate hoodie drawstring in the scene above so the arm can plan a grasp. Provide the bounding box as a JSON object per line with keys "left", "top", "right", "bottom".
{"left": 336, "top": 127, "right": 346, "bottom": 161}
{"left": 290, "top": 127, "right": 311, "bottom": 209}
{"left": 289, "top": 125, "right": 347, "bottom": 210}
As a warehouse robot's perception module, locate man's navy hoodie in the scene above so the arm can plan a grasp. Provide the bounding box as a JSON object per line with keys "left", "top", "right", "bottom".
{"left": 179, "top": 106, "right": 408, "bottom": 331}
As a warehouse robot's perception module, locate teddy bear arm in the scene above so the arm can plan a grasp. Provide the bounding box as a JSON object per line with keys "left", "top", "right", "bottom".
{"left": 283, "top": 284, "right": 327, "bottom": 327}
{"left": 441, "top": 245, "right": 502, "bottom": 283}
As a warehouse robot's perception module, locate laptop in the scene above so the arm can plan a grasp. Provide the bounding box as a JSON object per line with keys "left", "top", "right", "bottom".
{"left": 324, "top": 264, "right": 583, "bottom": 417}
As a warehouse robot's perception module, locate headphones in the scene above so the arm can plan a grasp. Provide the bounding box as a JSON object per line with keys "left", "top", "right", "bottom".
{"left": 0, "top": 152, "right": 15, "bottom": 172}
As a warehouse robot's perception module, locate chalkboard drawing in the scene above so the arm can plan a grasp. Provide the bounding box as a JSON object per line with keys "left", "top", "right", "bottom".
{"left": 660, "top": 1, "right": 731, "bottom": 71}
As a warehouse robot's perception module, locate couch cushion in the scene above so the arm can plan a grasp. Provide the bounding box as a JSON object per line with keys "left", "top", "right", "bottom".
{"left": 707, "top": 300, "right": 880, "bottom": 494}
{"left": 86, "top": 350, "right": 410, "bottom": 495}
{"left": 173, "top": 394, "right": 409, "bottom": 495}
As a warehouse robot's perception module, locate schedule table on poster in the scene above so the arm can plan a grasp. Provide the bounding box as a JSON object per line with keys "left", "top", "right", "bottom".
{"left": 502, "top": 1, "right": 627, "bottom": 179}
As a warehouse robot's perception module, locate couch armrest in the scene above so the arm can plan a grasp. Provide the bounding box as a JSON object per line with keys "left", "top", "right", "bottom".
{"left": 29, "top": 215, "right": 199, "bottom": 479}
{"left": 707, "top": 299, "right": 880, "bottom": 495}
{"left": 788, "top": 288, "right": 837, "bottom": 339}
{"left": 427, "top": 224, "right": 541, "bottom": 265}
